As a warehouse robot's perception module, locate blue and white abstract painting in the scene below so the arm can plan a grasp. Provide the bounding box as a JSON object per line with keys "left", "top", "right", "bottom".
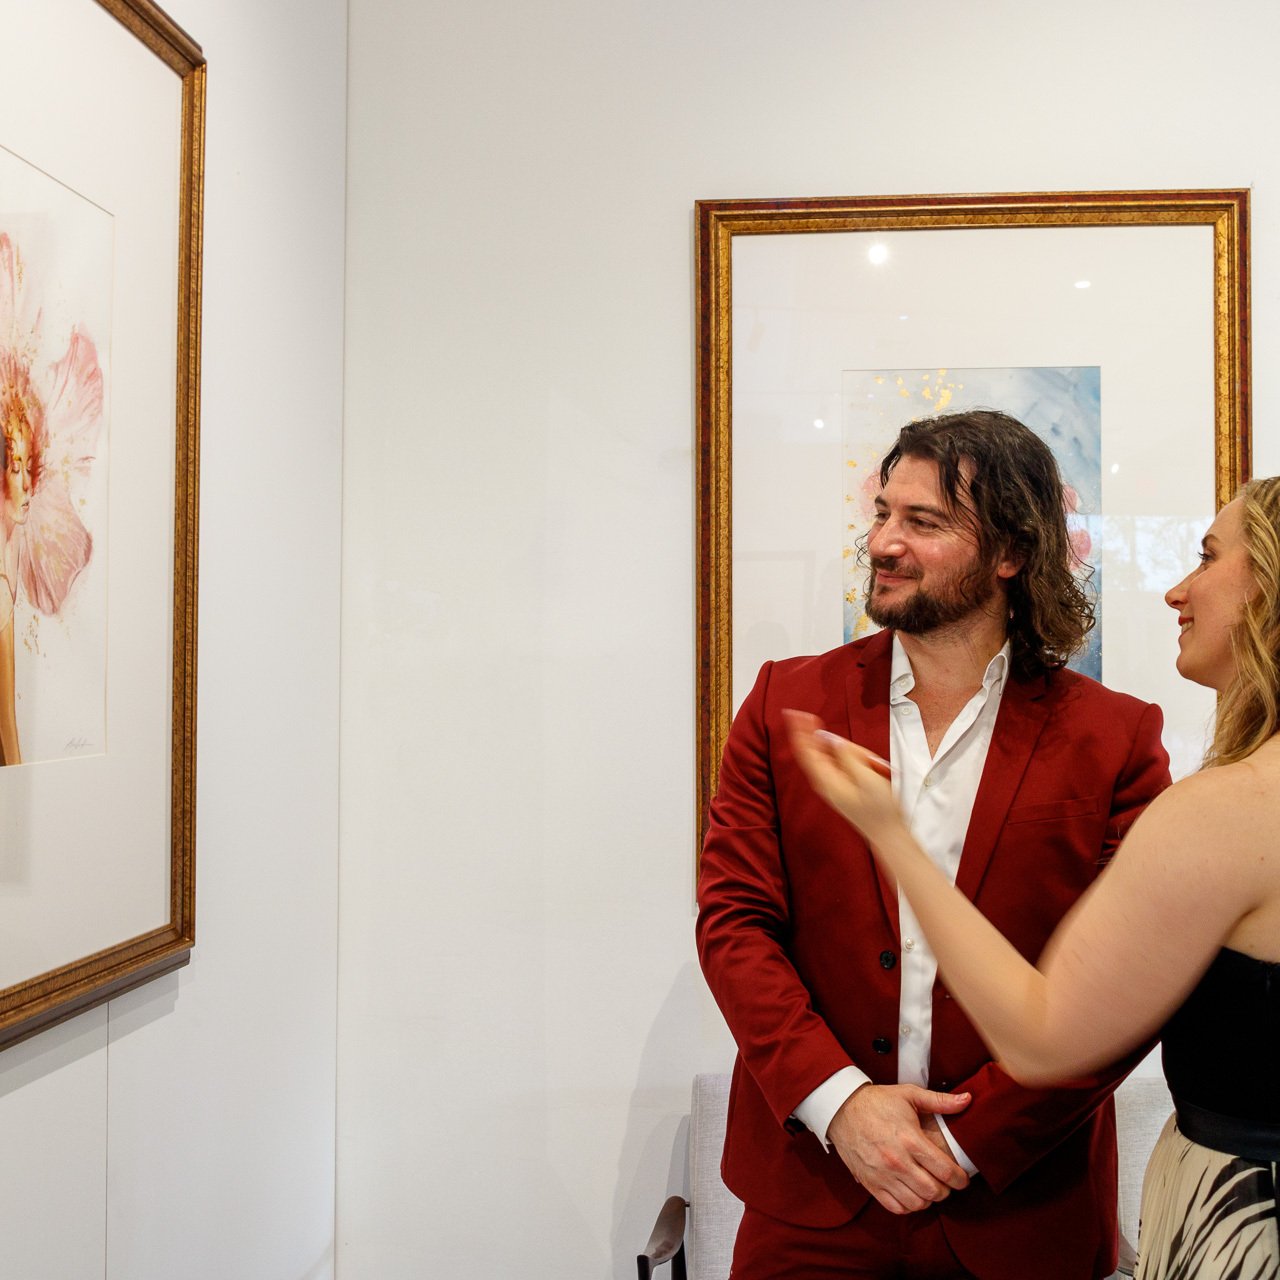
{"left": 842, "top": 366, "right": 1102, "bottom": 681}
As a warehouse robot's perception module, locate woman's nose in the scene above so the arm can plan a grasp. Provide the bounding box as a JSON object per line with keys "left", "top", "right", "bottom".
{"left": 1164, "top": 574, "right": 1190, "bottom": 610}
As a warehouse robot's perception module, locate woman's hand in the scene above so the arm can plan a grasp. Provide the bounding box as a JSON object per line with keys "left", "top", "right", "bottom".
{"left": 783, "top": 709, "right": 903, "bottom": 845}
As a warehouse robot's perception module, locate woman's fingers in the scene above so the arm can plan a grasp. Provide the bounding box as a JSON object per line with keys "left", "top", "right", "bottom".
{"left": 816, "top": 729, "right": 892, "bottom": 781}
{"left": 782, "top": 709, "right": 828, "bottom": 780}
{"left": 785, "top": 711, "right": 879, "bottom": 788}
{"left": 783, "top": 709, "right": 901, "bottom": 840}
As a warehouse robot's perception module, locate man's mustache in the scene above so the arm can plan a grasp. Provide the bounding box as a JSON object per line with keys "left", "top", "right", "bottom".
{"left": 869, "top": 558, "right": 920, "bottom": 579}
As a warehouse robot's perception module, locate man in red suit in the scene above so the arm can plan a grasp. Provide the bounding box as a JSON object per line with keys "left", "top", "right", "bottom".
{"left": 697, "top": 410, "right": 1170, "bottom": 1279}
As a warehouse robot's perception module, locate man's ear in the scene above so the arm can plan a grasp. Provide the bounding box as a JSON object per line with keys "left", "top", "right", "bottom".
{"left": 995, "top": 546, "right": 1024, "bottom": 580}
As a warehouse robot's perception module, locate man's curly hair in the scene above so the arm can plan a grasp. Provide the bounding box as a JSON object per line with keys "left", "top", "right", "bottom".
{"left": 877, "top": 409, "right": 1094, "bottom": 679}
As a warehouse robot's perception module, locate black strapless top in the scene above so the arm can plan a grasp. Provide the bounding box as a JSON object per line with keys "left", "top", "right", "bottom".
{"left": 1161, "top": 947, "right": 1280, "bottom": 1160}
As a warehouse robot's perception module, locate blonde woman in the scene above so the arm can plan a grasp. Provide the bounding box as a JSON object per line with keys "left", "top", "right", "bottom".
{"left": 789, "top": 479, "right": 1280, "bottom": 1279}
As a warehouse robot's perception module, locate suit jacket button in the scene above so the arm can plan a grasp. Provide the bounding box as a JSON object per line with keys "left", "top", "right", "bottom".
{"left": 872, "top": 1037, "right": 892, "bottom": 1054}
{"left": 879, "top": 950, "right": 896, "bottom": 970}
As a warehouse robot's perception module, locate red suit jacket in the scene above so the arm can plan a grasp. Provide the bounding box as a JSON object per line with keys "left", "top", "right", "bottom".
{"left": 696, "top": 630, "right": 1170, "bottom": 1280}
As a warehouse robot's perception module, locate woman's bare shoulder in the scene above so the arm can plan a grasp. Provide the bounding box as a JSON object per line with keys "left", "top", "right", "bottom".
{"left": 1136, "top": 741, "right": 1280, "bottom": 848}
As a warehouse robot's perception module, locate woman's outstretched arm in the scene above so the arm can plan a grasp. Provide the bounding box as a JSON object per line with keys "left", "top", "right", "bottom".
{"left": 785, "top": 710, "right": 1268, "bottom": 1084}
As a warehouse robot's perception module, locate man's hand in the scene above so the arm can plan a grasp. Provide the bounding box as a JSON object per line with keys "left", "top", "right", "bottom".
{"left": 828, "top": 1083, "right": 973, "bottom": 1215}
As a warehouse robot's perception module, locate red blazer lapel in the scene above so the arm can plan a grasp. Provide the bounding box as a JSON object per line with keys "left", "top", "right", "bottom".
{"left": 844, "top": 629, "right": 898, "bottom": 940}
{"left": 955, "top": 671, "right": 1052, "bottom": 901}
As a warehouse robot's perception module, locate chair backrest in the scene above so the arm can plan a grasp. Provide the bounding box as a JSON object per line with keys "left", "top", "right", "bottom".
{"left": 683, "top": 1070, "right": 1172, "bottom": 1280}
{"left": 687, "top": 1074, "right": 741, "bottom": 1280}
{"left": 1114, "top": 1072, "right": 1172, "bottom": 1246}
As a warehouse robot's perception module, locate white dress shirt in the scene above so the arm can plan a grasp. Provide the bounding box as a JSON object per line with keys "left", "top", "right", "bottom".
{"left": 794, "top": 635, "right": 1011, "bottom": 1175}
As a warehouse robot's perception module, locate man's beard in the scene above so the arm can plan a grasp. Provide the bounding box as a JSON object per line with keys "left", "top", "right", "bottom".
{"left": 865, "top": 556, "right": 1000, "bottom": 634}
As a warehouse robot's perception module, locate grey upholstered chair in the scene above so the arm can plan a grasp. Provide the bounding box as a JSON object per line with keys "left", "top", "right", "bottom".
{"left": 638, "top": 1071, "right": 1173, "bottom": 1280}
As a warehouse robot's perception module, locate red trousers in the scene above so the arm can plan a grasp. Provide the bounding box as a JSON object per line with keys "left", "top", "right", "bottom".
{"left": 731, "top": 1201, "right": 979, "bottom": 1280}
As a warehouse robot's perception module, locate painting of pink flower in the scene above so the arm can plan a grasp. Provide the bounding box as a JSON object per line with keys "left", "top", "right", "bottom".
{"left": 0, "top": 230, "right": 108, "bottom": 767}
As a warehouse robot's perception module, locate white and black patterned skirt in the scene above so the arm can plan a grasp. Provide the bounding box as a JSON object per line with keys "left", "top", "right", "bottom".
{"left": 1137, "top": 1113, "right": 1279, "bottom": 1280}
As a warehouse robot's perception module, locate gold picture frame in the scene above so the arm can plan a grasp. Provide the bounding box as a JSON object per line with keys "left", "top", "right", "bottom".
{"left": 0, "top": 0, "right": 204, "bottom": 1046}
{"left": 695, "top": 190, "right": 1250, "bottom": 855}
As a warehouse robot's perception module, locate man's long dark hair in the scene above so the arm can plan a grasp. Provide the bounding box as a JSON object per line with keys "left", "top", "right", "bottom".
{"left": 877, "top": 409, "right": 1094, "bottom": 678}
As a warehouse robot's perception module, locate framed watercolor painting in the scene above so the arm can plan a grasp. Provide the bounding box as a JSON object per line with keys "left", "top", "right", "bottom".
{"left": 0, "top": 0, "right": 204, "bottom": 1045}
{"left": 695, "top": 190, "right": 1250, "bottom": 854}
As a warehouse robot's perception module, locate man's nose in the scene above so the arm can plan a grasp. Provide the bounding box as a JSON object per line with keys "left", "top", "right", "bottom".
{"left": 868, "top": 521, "right": 903, "bottom": 555}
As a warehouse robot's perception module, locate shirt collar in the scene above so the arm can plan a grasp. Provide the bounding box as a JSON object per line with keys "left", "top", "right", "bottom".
{"left": 889, "top": 633, "right": 1012, "bottom": 702}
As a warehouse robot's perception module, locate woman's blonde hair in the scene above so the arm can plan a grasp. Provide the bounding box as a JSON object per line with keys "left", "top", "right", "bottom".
{"left": 1207, "top": 475, "right": 1280, "bottom": 766}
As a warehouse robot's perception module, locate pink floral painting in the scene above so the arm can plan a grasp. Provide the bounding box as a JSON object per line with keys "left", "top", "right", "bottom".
{"left": 0, "top": 230, "right": 107, "bottom": 766}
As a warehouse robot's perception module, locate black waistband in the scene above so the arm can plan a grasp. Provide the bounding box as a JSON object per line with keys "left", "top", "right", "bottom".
{"left": 1174, "top": 1097, "right": 1280, "bottom": 1164}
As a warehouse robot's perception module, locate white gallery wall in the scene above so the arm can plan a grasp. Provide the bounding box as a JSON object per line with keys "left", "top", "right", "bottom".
{"left": 340, "top": 1, "right": 1280, "bottom": 1277}
{"left": 3, "top": 3, "right": 1280, "bottom": 1279}
{"left": 0, "top": 2, "right": 345, "bottom": 1278}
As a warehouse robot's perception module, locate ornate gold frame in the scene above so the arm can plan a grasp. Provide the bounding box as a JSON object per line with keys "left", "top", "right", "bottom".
{"left": 0, "top": 0, "right": 204, "bottom": 1046}
{"left": 695, "top": 190, "right": 1251, "bottom": 856}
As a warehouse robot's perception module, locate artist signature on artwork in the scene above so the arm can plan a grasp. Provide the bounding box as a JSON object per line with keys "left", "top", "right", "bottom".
{"left": 63, "top": 737, "right": 92, "bottom": 753}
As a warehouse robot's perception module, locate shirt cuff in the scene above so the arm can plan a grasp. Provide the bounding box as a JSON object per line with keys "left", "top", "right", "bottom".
{"left": 792, "top": 1066, "right": 871, "bottom": 1150}
{"left": 935, "top": 1115, "right": 979, "bottom": 1177}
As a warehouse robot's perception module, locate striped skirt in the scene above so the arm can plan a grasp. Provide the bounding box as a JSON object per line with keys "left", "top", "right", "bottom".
{"left": 1136, "top": 1114, "right": 1279, "bottom": 1280}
